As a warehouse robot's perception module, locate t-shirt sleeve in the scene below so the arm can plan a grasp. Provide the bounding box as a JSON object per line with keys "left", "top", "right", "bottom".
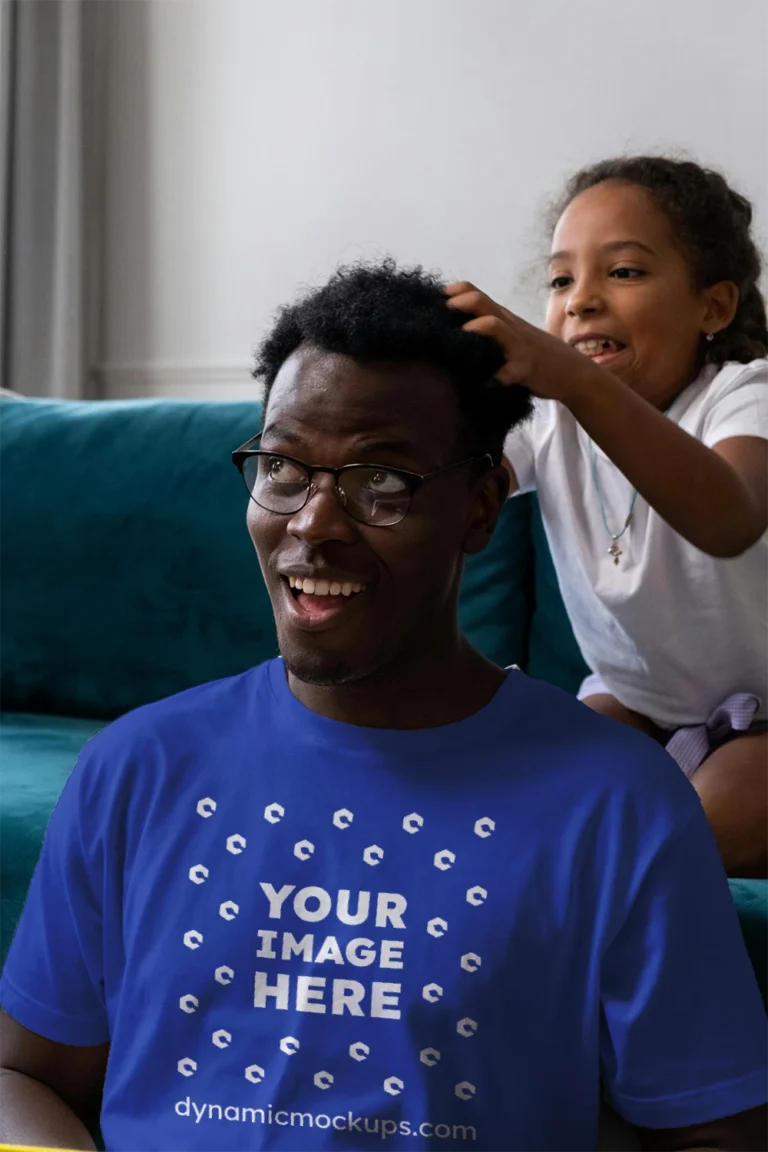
{"left": 600, "top": 803, "right": 767, "bottom": 1129}
{"left": 503, "top": 409, "right": 539, "bottom": 494}
{"left": 701, "top": 361, "right": 768, "bottom": 447}
{"left": 0, "top": 751, "right": 110, "bottom": 1046}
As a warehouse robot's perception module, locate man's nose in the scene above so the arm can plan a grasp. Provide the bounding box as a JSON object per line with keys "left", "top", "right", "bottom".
{"left": 286, "top": 473, "right": 359, "bottom": 545}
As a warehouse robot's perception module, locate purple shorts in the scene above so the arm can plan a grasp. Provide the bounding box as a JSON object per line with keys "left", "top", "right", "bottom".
{"left": 578, "top": 673, "right": 765, "bottom": 778}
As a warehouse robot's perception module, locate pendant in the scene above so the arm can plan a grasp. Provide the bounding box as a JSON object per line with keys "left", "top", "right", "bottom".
{"left": 607, "top": 541, "right": 622, "bottom": 565}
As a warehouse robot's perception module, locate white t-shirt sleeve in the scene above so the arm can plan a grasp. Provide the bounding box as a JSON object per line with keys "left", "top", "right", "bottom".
{"left": 701, "top": 359, "right": 768, "bottom": 447}
{"left": 503, "top": 407, "right": 541, "bottom": 494}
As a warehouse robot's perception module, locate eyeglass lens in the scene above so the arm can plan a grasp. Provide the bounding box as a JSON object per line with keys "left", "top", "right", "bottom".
{"left": 242, "top": 454, "right": 412, "bottom": 527}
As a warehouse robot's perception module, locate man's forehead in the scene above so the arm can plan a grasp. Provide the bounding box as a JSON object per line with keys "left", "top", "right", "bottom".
{"left": 263, "top": 346, "right": 459, "bottom": 453}
{"left": 262, "top": 415, "right": 423, "bottom": 455}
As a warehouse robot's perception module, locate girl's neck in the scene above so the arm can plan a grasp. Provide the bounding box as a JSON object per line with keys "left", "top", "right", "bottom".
{"left": 637, "top": 354, "right": 710, "bottom": 412}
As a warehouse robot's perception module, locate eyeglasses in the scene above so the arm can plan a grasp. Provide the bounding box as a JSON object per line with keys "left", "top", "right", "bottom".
{"left": 232, "top": 434, "right": 492, "bottom": 527}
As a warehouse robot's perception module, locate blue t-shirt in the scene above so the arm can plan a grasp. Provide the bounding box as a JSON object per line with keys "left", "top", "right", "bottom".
{"left": 2, "top": 660, "right": 766, "bottom": 1151}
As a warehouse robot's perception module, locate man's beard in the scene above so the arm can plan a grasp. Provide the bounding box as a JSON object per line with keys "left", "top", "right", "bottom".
{"left": 278, "top": 626, "right": 404, "bottom": 690}
{"left": 282, "top": 650, "right": 362, "bottom": 687}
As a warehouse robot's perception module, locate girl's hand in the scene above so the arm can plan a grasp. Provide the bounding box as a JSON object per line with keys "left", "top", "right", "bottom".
{"left": 445, "top": 281, "right": 601, "bottom": 405}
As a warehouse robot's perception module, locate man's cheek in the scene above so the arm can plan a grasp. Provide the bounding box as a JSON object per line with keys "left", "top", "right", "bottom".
{"left": 397, "top": 546, "right": 463, "bottom": 605}
{"left": 246, "top": 502, "right": 263, "bottom": 539}
{"left": 247, "top": 506, "right": 276, "bottom": 562}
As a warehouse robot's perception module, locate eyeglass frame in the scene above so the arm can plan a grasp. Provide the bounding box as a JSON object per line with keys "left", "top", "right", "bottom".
{"left": 231, "top": 433, "right": 494, "bottom": 526}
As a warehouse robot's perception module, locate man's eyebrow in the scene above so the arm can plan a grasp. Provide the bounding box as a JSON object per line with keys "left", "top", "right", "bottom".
{"left": 260, "top": 425, "right": 419, "bottom": 459}
{"left": 549, "top": 239, "right": 657, "bottom": 264}
{"left": 353, "top": 439, "right": 419, "bottom": 457}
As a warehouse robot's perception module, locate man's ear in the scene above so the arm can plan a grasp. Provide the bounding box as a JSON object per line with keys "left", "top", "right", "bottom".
{"left": 462, "top": 464, "right": 510, "bottom": 556}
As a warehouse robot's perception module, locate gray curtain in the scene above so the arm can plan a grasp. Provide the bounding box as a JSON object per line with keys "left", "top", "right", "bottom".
{"left": 0, "top": 0, "right": 106, "bottom": 398}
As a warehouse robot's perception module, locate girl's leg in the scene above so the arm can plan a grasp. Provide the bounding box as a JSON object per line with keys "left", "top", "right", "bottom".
{"left": 691, "top": 732, "right": 767, "bottom": 878}
{"left": 583, "top": 692, "right": 767, "bottom": 878}
{"left": 581, "top": 692, "right": 667, "bottom": 744}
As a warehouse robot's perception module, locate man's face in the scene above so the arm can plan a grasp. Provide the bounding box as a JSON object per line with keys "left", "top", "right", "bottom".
{"left": 248, "top": 346, "right": 506, "bottom": 687}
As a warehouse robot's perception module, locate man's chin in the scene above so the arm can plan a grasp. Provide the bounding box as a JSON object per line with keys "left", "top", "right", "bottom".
{"left": 283, "top": 653, "right": 363, "bottom": 687}
{"left": 276, "top": 614, "right": 413, "bottom": 690}
{"left": 281, "top": 642, "right": 381, "bottom": 688}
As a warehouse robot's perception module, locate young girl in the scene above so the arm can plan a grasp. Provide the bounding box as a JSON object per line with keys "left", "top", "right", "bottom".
{"left": 447, "top": 156, "right": 767, "bottom": 878}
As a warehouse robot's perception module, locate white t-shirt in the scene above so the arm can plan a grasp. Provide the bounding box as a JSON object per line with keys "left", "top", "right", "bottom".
{"left": 504, "top": 359, "right": 768, "bottom": 729}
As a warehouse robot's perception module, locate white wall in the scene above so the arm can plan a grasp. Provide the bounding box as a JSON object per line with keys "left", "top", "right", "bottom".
{"left": 97, "top": 0, "right": 768, "bottom": 401}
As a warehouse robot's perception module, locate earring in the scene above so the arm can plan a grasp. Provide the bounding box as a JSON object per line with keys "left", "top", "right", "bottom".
{"left": 705, "top": 332, "right": 714, "bottom": 342}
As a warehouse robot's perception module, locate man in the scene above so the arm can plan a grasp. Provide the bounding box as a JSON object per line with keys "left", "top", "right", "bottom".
{"left": 0, "top": 261, "right": 765, "bottom": 1151}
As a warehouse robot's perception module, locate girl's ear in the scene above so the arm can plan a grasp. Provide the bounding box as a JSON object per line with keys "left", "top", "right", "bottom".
{"left": 702, "top": 281, "right": 740, "bottom": 336}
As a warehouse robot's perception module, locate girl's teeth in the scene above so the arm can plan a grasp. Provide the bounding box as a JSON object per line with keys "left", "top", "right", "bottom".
{"left": 314, "top": 580, "right": 330, "bottom": 596}
{"left": 577, "top": 338, "right": 620, "bottom": 355}
{"left": 341, "top": 583, "right": 353, "bottom": 597}
{"left": 302, "top": 578, "right": 315, "bottom": 594}
{"left": 329, "top": 582, "right": 342, "bottom": 596}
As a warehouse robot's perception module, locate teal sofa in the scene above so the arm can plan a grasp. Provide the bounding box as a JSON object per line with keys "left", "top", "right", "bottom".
{"left": 1, "top": 396, "right": 765, "bottom": 1003}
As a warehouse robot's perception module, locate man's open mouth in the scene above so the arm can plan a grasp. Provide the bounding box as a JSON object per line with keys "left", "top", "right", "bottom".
{"left": 281, "top": 574, "right": 368, "bottom": 628}
{"left": 287, "top": 575, "right": 365, "bottom": 599}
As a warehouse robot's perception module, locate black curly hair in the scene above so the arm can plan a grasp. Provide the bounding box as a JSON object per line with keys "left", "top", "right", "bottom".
{"left": 254, "top": 259, "right": 532, "bottom": 465}
{"left": 552, "top": 156, "right": 767, "bottom": 365}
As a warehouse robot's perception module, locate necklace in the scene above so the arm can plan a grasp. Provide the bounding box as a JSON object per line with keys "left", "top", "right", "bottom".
{"left": 587, "top": 439, "right": 638, "bottom": 565}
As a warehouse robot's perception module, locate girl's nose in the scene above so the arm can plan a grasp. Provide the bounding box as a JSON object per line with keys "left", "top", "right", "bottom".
{"left": 566, "top": 279, "right": 604, "bottom": 318}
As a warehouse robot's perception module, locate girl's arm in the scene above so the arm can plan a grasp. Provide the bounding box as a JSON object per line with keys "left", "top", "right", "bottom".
{"left": 567, "top": 370, "right": 767, "bottom": 557}
{"left": 448, "top": 284, "right": 767, "bottom": 557}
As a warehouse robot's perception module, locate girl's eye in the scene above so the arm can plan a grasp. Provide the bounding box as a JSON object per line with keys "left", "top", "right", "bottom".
{"left": 549, "top": 275, "right": 572, "bottom": 290}
{"left": 610, "top": 267, "right": 646, "bottom": 280}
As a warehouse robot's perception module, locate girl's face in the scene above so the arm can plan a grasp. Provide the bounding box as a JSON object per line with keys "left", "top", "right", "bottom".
{"left": 546, "top": 180, "right": 723, "bottom": 407}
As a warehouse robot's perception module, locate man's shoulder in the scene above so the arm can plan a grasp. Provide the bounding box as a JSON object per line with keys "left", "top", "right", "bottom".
{"left": 78, "top": 660, "right": 276, "bottom": 772}
{"left": 508, "top": 672, "right": 698, "bottom": 820}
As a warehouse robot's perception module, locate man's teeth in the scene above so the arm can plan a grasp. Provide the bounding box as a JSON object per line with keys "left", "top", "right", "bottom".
{"left": 576, "top": 338, "right": 622, "bottom": 355}
{"left": 288, "top": 576, "right": 364, "bottom": 597}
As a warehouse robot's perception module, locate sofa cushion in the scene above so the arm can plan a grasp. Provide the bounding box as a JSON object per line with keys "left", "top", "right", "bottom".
{"left": 526, "top": 498, "right": 590, "bottom": 693}
{"left": 729, "top": 879, "right": 768, "bottom": 1004}
{"left": 0, "top": 713, "right": 105, "bottom": 966}
{"left": 1, "top": 399, "right": 271, "bottom": 718}
{"left": 459, "top": 494, "right": 532, "bottom": 670}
